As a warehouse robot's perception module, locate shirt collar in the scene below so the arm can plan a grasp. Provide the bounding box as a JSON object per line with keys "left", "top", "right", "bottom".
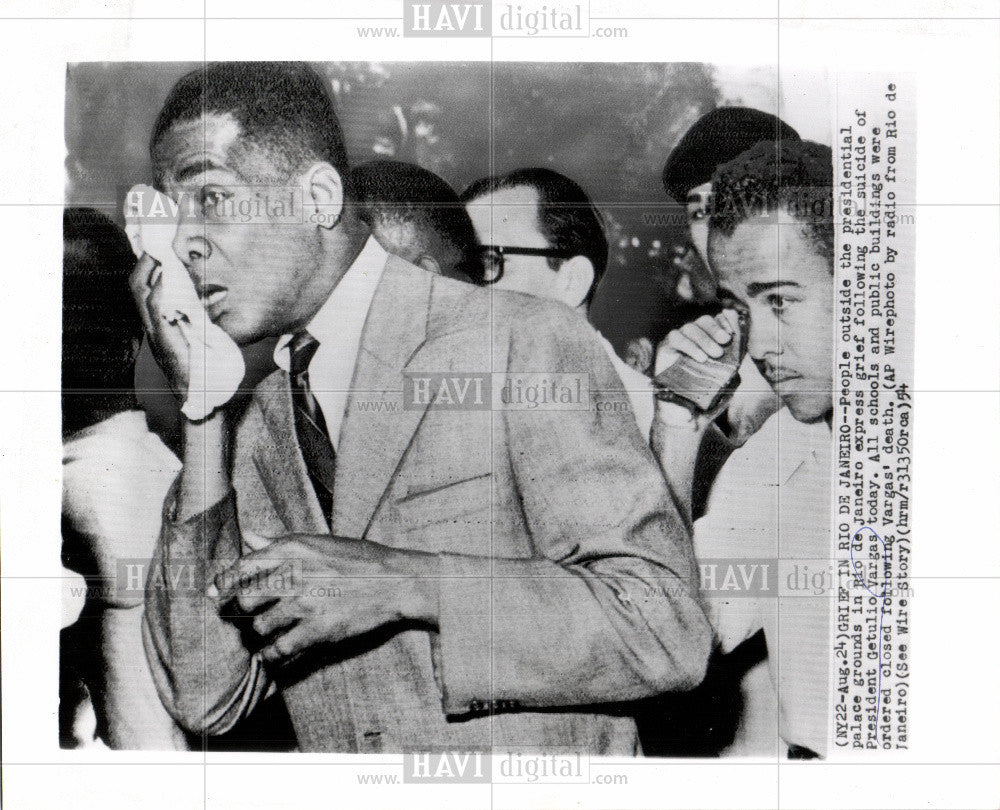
{"left": 274, "top": 236, "right": 389, "bottom": 371}
{"left": 775, "top": 406, "right": 833, "bottom": 485}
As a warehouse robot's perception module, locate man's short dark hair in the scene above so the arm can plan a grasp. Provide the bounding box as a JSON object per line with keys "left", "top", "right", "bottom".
{"left": 460, "top": 168, "right": 608, "bottom": 304}
{"left": 661, "top": 107, "right": 801, "bottom": 203}
{"left": 63, "top": 208, "right": 143, "bottom": 434}
{"left": 150, "top": 61, "right": 348, "bottom": 183}
{"left": 350, "top": 160, "right": 478, "bottom": 278}
{"left": 710, "top": 140, "right": 834, "bottom": 263}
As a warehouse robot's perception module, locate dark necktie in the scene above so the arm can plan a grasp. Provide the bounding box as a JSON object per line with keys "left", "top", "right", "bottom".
{"left": 288, "top": 331, "right": 336, "bottom": 528}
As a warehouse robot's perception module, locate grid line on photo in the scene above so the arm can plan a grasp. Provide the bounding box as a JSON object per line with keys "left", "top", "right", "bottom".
{"left": 5, "top": 15, "right": 1000, "bottom": 20}
{"left": 27, "top": 1, "right": 997, "bottom": 808}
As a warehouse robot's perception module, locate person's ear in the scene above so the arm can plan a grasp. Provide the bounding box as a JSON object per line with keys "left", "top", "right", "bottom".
{"left": 555, "top": 255, "right": 595, "bottom": 310}
{"left": 303, "top": 163, "right": 344, "bottom": 230}
{"left": 415, "top": 254, "right": 442, "bottom": 276}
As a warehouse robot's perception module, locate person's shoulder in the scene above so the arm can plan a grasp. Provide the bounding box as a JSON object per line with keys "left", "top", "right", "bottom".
{"left": 427, "top": 275, "right": 591, "bottom": 343}
{"left": 63, "top": 411, "right": 180, "bottom": 521}
{"left": 497, "top": 290, "right": 600, "bottom": 349}
{"left": 64, "top": 410, "right": 177, "bottom": 468}
{"left": 494, "top": 286, "right": 583, "bottom": 325}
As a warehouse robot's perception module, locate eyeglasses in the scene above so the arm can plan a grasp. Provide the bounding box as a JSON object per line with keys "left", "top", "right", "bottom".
{"left": 474, "top": 245, "right": 576, "bottom": 285}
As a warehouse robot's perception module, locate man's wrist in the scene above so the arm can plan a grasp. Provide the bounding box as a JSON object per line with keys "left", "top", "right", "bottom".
{"left": 653, "top": 397, "right": 706, "bottom": 432}
{"left": 178, "top": 408, "right": 231, "bottom": 521}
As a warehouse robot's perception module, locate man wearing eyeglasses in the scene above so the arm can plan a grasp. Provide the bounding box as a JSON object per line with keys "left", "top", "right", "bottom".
{"left": 461, "top": 168, "right": 657, "bottom": 439}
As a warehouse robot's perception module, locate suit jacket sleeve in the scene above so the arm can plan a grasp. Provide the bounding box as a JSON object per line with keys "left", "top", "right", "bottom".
{"left": 142, "top": 483, "right": 272, "bottom": 734}
{"left": 434, "top": 307, "right": 713, "bottom": 715}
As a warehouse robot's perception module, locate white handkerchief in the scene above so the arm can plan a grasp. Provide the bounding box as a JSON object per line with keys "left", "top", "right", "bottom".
{"left": 124, "top": 184, "right": 245, "bottom": 421}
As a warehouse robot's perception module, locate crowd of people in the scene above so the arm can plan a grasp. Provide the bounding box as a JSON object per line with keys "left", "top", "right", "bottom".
{"left": 62, "top": 61, "right": 835, "bottom": 758}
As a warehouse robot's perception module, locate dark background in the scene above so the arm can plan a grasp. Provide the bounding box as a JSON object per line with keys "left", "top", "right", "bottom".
{"left": 66, "top": 61, "right": 727, "bottom": 442}
{"left": 66, "top": 61, "right": 723, "bottom": 347}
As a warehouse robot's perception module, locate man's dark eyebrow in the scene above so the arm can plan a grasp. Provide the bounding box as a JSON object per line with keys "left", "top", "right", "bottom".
{"left": 746, "top": 280, "right": 802, "bottom": 298}
{"left": 173, "top": 159, "right": 227, "bottom": 183}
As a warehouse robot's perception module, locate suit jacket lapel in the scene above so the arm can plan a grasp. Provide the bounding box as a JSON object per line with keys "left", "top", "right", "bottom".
{"left": 251, "top": 257, "right": 482, "bottom": 542}
{"left": 252, "top": 370, "right": 330, "bottom": 535}
{"left": 333, "top": 257, "right": 438, "bottom": 540}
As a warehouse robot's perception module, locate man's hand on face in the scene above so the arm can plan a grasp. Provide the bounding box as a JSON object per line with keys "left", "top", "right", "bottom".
{"left": 653, "top": 308, "right": 741, "bottom": 429}
{"left": 655, "top": 308, "right": 739, "bottom": 371}
{"left": 129, "top": 254, "right": 191, "bottom": 398}
{"left": 210, "top": 536, "right": 441, "bottom": 664}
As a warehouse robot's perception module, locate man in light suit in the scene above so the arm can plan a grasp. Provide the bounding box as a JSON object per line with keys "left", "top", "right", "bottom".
{"left": 137, "top": 62, "right": 711, "bottom": 754}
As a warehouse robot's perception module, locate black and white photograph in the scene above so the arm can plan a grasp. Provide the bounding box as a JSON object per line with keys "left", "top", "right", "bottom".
{"left": 60, "top": 59, "right": 840, "bottom": 759}
{"left": 0, "top": 2, "right": 996, "bottom": 809}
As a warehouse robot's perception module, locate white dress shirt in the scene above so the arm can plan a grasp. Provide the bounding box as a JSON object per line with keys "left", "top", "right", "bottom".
{"left": 598, "top": 332, "right": 655, "bottom": 441}
{"left": 273, "top": 236, "right": 388, "bottom": 451}
{"left": 694, "top": 406, "right": 833, "bottom": 756}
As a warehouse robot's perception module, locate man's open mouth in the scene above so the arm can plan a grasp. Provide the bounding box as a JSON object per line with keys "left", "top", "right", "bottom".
{"left": 198, "top": 285, "right": 228, "bottom": 309}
